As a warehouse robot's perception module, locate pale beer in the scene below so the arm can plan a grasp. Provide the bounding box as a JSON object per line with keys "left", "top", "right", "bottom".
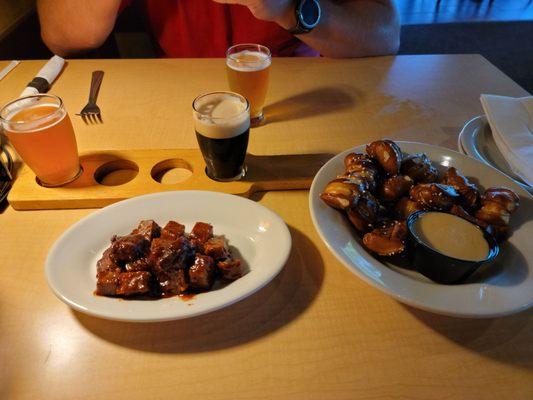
{"left": 0, "top": 94, "right": 81, "bottom": 186}
{"left": 226, "top": 44, "right": 271, "bottom": 125}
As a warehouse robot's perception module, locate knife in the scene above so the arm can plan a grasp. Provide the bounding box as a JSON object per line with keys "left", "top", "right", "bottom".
{"left": 0, "top": 60, "right": 20, "bottom": 82}
{"left": 20, "top": 55, "right": 65, "bottom": 97}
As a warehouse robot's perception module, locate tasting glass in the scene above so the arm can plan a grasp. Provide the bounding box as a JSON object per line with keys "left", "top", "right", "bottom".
{"left": 192, "top": 91, "right": 250, "bottom": 181}
{"left": 226, "top": 44, "right": 271, "bottom": 126}
{"left": 0, "top": 94, "right": 82, "bottom": 187}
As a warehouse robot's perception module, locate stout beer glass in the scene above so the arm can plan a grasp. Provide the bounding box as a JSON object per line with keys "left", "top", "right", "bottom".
{"left": 193, "top": 91, "right": 250, "bottom": 181}
{"left": 226, "top": 44, "right": 271, "bottom": 126}
{"left": 0, "top": 94, "right": 82, "bottom": 187}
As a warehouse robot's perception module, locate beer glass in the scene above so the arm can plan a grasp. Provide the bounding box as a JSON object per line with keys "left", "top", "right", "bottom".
{"left": 0, "top": 94, "right": 82, "bottom": 187}
{"left": 193, "top": 91, "right": 250, "bottom": 181}
{"left": 226, "top": 44, "right": 271, "bottom": 126}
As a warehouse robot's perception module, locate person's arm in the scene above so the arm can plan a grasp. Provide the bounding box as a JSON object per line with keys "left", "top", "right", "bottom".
{"left": 37, "top": 0, "right": 122, "bottom": 56}
{"left": 213, "top": 0, "right": 400, "bottom": 58}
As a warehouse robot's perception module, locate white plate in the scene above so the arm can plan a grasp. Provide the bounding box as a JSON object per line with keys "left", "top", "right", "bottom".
{"left": 309, "top": 141, "right": 533, "bottom": 318}
{"left": 46, "top": 191, "right": 291, "bottom": 322}
{"left": 459, "top": 115, "right": 531, "bottom": 193}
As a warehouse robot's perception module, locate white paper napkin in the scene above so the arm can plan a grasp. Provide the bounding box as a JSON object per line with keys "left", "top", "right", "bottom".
{"left": 20, "top": 55, "right": 65, "bottom": 97}
{"left": 480, "top": 94, "right": 533, "bottom": 187}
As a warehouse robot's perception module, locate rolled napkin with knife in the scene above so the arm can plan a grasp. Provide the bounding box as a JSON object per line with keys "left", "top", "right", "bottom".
{"left": 20, "top": 55, "right": 65, "bottom": 97}
{"left": 1, "top": 56, "right": 66, "bottom": 116}
{"left": 480, "top": 94, "right": 533, "bottom": 187}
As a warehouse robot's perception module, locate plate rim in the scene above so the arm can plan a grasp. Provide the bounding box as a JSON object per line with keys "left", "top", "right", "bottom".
{"left": 45, "top": 190, "right": 292, "bottom": 322}
{"left": 459, "top": 115, "right": 531, "bottom": 192}
{"left": 309, "top": 141, "right": 532, "bottom": 318}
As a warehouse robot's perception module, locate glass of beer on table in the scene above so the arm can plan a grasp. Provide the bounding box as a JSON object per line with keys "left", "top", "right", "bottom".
{"left": 226, "top": 44, "right": 271, "bottom": 126}
{"left": 0, "top": 94, "right": 82, "bottom": 187}
{"left": 193, "top": 91, "right": 250, "bottom": 181}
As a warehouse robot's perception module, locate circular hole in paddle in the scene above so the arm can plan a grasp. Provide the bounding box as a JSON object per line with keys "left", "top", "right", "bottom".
{"left": 151, "top": 159, "right": 193, "bottom": 184}
{"left": 94, "top": 160, "right": 139, "bottom": 186}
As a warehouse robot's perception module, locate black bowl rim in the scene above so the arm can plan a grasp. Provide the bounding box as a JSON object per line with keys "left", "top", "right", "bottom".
{"left": 407, "top": 210, "right": 499, "bottom": 264}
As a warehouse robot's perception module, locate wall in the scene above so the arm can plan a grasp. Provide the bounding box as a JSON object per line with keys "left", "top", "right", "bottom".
{"left": 0, "top": 0, "right": 35, "bottom": 40}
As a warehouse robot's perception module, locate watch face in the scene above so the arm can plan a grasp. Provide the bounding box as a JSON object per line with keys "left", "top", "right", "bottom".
{"left": 300, "top": 0, "right": 321, "bottom": 29}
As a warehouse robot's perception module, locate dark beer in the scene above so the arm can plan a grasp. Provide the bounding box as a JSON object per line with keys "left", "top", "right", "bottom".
{"left": 193, "top": 92, "right": 250, "bottom": 181}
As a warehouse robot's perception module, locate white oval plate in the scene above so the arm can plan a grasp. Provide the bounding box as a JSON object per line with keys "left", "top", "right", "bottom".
{"left": 309, "top": 142, "right": 533, "bottom": 318}
{"left": 46, "top": 191, "right": 291, "bottom": 322}
{"left": 459, "top": 115, "right": 531, "bottom": 193}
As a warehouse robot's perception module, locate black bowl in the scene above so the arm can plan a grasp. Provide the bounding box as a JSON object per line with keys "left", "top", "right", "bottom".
{"left": 407, "top": 211, "right": 499, "bottom": 284}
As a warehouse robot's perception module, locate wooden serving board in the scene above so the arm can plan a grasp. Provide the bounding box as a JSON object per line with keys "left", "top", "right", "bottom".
{"left": 7, "top": 149, "right": 332, "bottom": 210}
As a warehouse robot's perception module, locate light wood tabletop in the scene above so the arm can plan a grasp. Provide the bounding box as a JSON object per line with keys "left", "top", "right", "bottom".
{"left": 0, "top": 55, "right": 531, "bottom": 400}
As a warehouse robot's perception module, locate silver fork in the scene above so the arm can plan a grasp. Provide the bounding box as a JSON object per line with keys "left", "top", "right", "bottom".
{"left": 78, "top": 70, "right": 104, "bottom": 124}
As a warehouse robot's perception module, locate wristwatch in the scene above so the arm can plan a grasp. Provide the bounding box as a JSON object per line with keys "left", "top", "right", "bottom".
{"left": 288, "top": 0, "right": 321, "bottom": 35}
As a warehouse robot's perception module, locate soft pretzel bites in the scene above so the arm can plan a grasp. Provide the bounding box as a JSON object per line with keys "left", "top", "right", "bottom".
{"left": 366, "top": 140, "right": 402, "bottom": 175}
{"left": 483, "top": 187, "right": 520, "bottom": 214}
{"left": 409, "top": 183, "right": 459, "bottom": 210}
{"left": 320, "top": 179, "right": 366, "bottom": 210}
{"left": 441, "top": 167, "right": 480, "bottom": 209}
{"left": 379, "top": 175, "right": 414, "bottom": 202}
{"left": 342, "top": 152, "right": 380, "bottom": 191}
{"left": 400, "top": 153, "right": 439, "bottom": 183}
{"left": 450, "top": 204, "right": 488, "bottom": 228}
{"left": 475, "top": 201, "right": 511, "bottom": 226}
{"left": 346, "top": 193, "right": 380, "bottom": 232}
{"left": 395, "top": 197, "right": 423, "bottom": 220}
{"left": 362, "top": 220, "right": 408, "bottom": 256}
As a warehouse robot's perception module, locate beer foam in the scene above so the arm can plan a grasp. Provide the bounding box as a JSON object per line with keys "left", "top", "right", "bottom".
{"left": 226, "top": 50, "right": 271, "bottom": 72}
{"left": 3, "top": 102, "right": 66, "bottom": 133}
{"left": 193, "top": 93, "right": 250, "bottom": 139}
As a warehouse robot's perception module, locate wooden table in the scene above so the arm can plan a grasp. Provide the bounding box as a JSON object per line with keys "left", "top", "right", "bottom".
{"left": 1, "top": 55, "right": 531, "bottom": 400}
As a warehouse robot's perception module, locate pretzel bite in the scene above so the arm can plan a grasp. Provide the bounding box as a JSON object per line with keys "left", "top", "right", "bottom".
{"left": 450, "top": 204, "right": 488, "bottom": 228}
{"left": 366, "top": 140, "right": 402, "bottom": 175}
{"left": 362, "top": 220, "right": 408, "bottom": 256}
{"left": 441, "top": 167, "right": 480, "bottom": 209}
{"left": 400, "top": 153, "right": 439, "bottom": 183}
{"left": 395, "top": 197, "right": 423, "bottom": 219}
{"left": 346, "top": 192, "right": 380, "bottom": 232}
{"left": 482, "top": 187, "right": 520, "bottom": 214}
{"left": 475, "top": 187, "right": 520, "bottom": 228}
{"left": 344, "top": 153, "right": 376, "bottom": 172}
{"left": 342, "top": 153, "right": 380, "bottom": 191}
{"left": 379, "top": 175, "right": 414, "bottom": 202}
{"left": 320, "top": 178, "right": 366, "bottom": 210}
{"left": 409, "top": 183, "right": 459, "bottom": 210}
{"left": 474, "top": 187, "right": 520, "bottom": 241}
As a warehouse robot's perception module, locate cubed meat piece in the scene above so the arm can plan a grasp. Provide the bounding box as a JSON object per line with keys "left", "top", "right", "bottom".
{"left": 96, "top": 268, "right": 121, "bottom": 296}
{"left": 116, "top": 271, "right": 152, "bottom": 296}
{"left": 150, "top": 236, "right": 194, "bottom": 271}
{"left": 161, "top": 221, "right": 185, "bottom": 240}
{"left": 96, "top": 247, "right": 119, "bottom": 273}
{"left": 156, "top": 269, "right": 189, "bottom": 295}
{"left": 189, "top": 238, "right": 205, "bottom": 254}
{"left": 190, "top": 222, "right": 213, "bottom": 244}
{"left": 189, "top": 255, "right": 215, "bottom": 291}
{"left": 132, "top": 220, "right": 161, "bottom": 240}
{"left": 125, "top": 257, "right": 152, "bottom": 272}
{"left": 217, "top": 259, "right": 242, "bottom": 281}
{"left": 110, "top": 234, "right": 150, "bottom": 263}
{"left": 204, "top": 236, "right": 230, "bottom": 260}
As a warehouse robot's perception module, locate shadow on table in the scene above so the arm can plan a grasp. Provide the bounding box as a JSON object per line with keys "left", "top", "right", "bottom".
{"left": 402, "top": 304, "right": 533, "bottom": 369}
{"left": 262, "top": 86, "right": 360, "bottom": 124}
{"left": 73, "top": 225, "right": 324, "bottom": 353}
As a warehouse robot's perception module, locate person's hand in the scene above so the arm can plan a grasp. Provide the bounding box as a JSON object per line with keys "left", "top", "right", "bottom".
{"left": 212, "top": 0, "right": 295, "bottom": 28}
